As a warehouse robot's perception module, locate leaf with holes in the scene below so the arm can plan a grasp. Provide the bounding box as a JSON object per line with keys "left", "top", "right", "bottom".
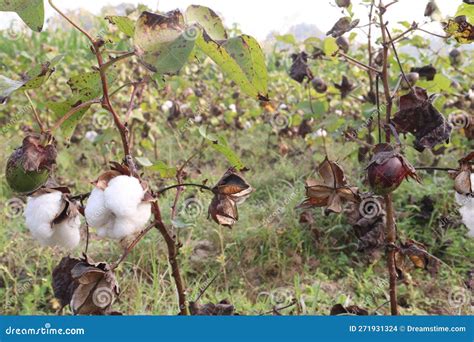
{"left": 0, "top": 57, "right": 60, "bottom": 103}
{"left": 67, "top": 69, "right": 117, "bottom": 102}
{"left": 0, "top": 0, "right": 44, "bottom": 32}
{"left": 134, "top": 10, "right": 196, "bottom": 75}
{"left": 184, "top": 5, "right": 227, "bottom": 40}
{"left": 196, "top": 32, "right": 268, "bottom": 100}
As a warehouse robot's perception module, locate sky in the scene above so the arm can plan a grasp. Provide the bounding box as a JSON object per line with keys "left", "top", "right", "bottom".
{"left": 0, "top": 0, "right": 461, "bottom": 41}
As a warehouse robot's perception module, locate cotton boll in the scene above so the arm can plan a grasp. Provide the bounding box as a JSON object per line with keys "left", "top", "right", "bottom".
{"left": 106, "top": 203, "right": 151, "bottom": 240}
{"left": 85, "top": 187, "right": 113, "bottom": 228}
{"left": 459, "top": 206, "right": 474, "bottom": 237}
{"left": 24, "top": 191, "right": 63, "bottom": 241}
{"left": 104, "top": 176, "right": 145, "bottom": 217}
{"left": 49, "top": 216, "right": 81, "bottom": 250}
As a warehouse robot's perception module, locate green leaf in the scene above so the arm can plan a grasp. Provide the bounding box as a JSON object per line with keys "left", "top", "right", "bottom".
{"left": 275, "top": 34, "right": 297, "bottom": 46}
{"left": 149, "top": 161, "right": 177, "bottom": 178}
{"left": 0, "top": 58, "right": 58, "bottom": 102}
{"left": 184, "top": 5, "right": 227, "bottom": 40}
{"left": 323, "top": 37, "right": 338, "bottom": 57}
{"left": 199, "top": 126, "right": 245, "bottom": 170}
{"left": 455, "top": 3, "right": 474, "bottom": 24}
{"left": 0, "top": 0, "right": 44, "bottom": 32}
{"left": 134, "top": 10, "right": 196, "bottom": 75}
{"left": 67, "top": 68, "right": 117, "bottom": 101}
{"left": 196, "top": 32, "right": 268, "bottom": 100}
{"left": 105, "top": 15, "right": 135, "bottom": 37}
{"left": 46, "top": 98, "right": 91, "bottom": 141}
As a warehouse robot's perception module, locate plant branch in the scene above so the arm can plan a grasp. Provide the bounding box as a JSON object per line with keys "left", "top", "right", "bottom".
{"left": 101, "top": 51, "right": 136, "bottom": 71}
{"left": 336, "top": 50, "right": 381, "bottom": 74}
{"left": 156, "top": 183, "right": 213, "bottom": 196}
{"left": 24, "top": 91, "right": 46, "bottom": 133}
{"left": 385, "top": 27, "right": 414, "bottom": 93}
{"left": 379, "top": 2, "right": 399, "bottom": 316}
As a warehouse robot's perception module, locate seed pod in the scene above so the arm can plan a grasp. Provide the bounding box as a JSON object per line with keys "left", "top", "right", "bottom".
{"left": 367, "top": 144, "right": 421, "bottom": 195}
{"left": 336, "top": 36, "right": 350, "bottom": 53}
{"left": 401, "top": 72, "right": 419, "bottom": 89}
{"left": 311, "top": 77, "right": 328, "bottom": 93}
{"left": 6, "top": 135, "right": 57, "bottom": 193}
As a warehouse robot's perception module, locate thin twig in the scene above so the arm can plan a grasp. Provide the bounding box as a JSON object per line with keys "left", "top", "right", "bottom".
{"left": 101, "top": 51, "right": 135, "bottom": 71}
{"left": 336, "top": 51, "right": 381, "bottom": 74}
{"left": 48, "top": 0, "right": 95, "bottom": 44}
{"left": 156, "top": 183, "right": 213, "bottom": 196}
{"left": 24, "top": 91, "right": 46, "bottom": 133}
{"left": 385, "top": 27, "right": 414, "bottom": 93}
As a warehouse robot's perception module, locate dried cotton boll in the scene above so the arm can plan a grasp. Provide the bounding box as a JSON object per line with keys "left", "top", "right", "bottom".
{"left": 104, "top": 175, "right": 146, "bottom": 217}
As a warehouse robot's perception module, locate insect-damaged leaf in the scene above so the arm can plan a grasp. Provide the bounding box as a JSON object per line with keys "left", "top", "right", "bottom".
{"left": 105, "top": 15, "right": 135, "bottom": 37}
{"left": 297, "top": 157, "right": 359, "bottom": 215}
{"left": 134, "top": 10, "right": 196, "bottom": 75}
{"left": 196, "top": 32, "right": 268, "bottom": 100}
{"left": 67, "top": 68, "right": 117, "bottom": 102}
{"left": 0, "top": 57, "right": 60, "bottom": 103}
{"left": 184, "top": 5, "right": 227, "bottom": 40}
{"left": 443, "top": 15, "right": 474, "bottom": 44}
{"left": 0, "top": 0, "right": 44, "bottom": 32}
{"left": 392, "top": 87, "right": 452, "bottom": 151}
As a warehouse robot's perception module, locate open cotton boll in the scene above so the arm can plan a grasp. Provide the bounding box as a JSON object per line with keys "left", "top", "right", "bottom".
{"left": 24, "top": 191, "right": 63, "bottom": 241}
{"left": 104, "top": 203, "right": 151, "bottom": 240}
{"left": 454, "top": 191, "right": 474, "bottom": 237}
{"left": 49, "top": 216, "right": 82, "bottom": 250}
{"left": 104, "top": 175, "right": 145, "bottom": 217}
{"left": 85, "top": 187, "right": 113, "bottom": 228}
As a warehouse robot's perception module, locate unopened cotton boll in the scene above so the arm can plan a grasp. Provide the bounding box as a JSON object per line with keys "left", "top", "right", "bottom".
{"left": 104, "top": 175, "right": 146, "bottom": 217}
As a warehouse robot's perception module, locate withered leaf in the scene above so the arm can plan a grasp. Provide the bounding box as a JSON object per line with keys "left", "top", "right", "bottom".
{"left": 392, "top": 87, "right": 452, "bottom": 151}
{"left": 289, "top": 52, "right": 313, "bottom": 83}
{"left": 397, "top": 239, "right": 440, "bottom": 277}
{"left": 13, "top": 135, "right": 57, "bottom": 172}
{"left": 410, "top": 65, "right": 436, "bottom": 81}
{"left": 334, "top": 76, "right": 355, "bottom": 99}
{"left": 326, "top": 17, "right": 360, "bottom": 38}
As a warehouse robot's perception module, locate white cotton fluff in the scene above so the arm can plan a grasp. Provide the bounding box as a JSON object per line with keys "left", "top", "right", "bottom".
{"left": 455, "top": 173, "right": 474, "bottom": 237}
{"left": 85, "top": 175, "right": 151, "bottom": 240}
{"left": 24, "top": 191, "right": 81, "bottom": 250}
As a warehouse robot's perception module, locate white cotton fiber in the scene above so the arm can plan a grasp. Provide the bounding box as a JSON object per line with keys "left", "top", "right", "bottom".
{"left": 104, "top": 176, "right": 146, "bottom": 217}
{"left": 25, "top": 191, "right": 63, "bottom": 241}
{"left": 455, "top": 187, "right": 474, "bottom": 238}
{"left": 86, "top": 175, "right": 151, "bottom": 240}
{"left": 24, "top": 191, "right": 82, "bottom": 249}
{"left": 85, "top": 187, "right": 113, "bottom": 228}
{"left": 49, "top": 216, "right": 82, "bottom": 250}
